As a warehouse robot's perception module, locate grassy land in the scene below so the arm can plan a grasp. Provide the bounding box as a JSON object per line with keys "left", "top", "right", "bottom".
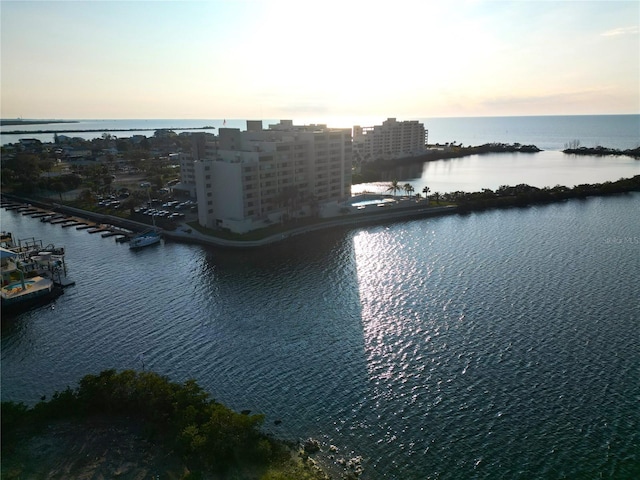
{"left": 186, "top": 217, "right": 326, "bottom": 241}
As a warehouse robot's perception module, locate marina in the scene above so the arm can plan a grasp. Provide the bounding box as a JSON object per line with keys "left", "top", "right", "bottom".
{"left": 0, "top": 199, "right": 136, "bottom": 243}
{"left": 0, "top": 198, "right": 139, "bottom": 314}
{"left": 0, "top": 231, "right": 71, "bottom": 313}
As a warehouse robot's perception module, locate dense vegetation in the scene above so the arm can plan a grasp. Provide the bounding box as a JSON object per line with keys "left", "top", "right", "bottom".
{"left": 0, "top": 130, "right": 190, "bottom": 197}
{"left": 1, "top": 370, "right": 327, "bottom": 479}
{"left": 433, "top": 175, "right": 640, "bottom": 213}
{"left": 563, "top": 145, "right": 640, "bottom": 158}
{"left": 0, "top": 153, "right": 83, "bottom": 196}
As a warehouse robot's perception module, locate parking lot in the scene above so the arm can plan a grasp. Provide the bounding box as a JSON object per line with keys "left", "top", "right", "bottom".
{"left": 134, "top": 199, "right": 197, "bottom": 221}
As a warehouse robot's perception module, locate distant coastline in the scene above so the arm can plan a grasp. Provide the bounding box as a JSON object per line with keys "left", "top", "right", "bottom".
{"left": 0, "top": 119, "right": 79, "bottom": 127}
{"left": 1, "top": 126, "right": 214, "bottom": 135}
{"left": 563, "top": 146, "right": 640, "bottom": 158}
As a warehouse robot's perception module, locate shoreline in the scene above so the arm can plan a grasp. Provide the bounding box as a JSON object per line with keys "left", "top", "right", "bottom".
{"left": 0, "top": 192, "right": 459, "bottom": 248}
{"left": 0, "top": 119, "right": 79, "bottom": 127}
{"left": 166, "top": 203, "right": 459, "bottom": 248}
{"left": 1, "top": 126, "right": 214, "bottom": 135}
{"left": 4, "top": 174, "right": 639, "bottom": 249}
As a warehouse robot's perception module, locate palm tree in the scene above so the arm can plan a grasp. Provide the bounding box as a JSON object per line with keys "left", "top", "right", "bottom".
{"left": 433, "top": 191, "right": 441, "bottom": 205}
{"left": 276, "top": 186, "right": 300, "bottom": 220}
{"left": 387, "top": 179, "right": 401, "bottom": 197}
{"left": 403, "top": 183, "right": 414, "bottom": 197}
{"left": 422, "top": 186, "right": 430, "bottom": 198}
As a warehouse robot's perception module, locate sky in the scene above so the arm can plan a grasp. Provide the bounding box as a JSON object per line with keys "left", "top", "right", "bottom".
{"left": 1, "top": 0, "right": 638, "bottom": 123}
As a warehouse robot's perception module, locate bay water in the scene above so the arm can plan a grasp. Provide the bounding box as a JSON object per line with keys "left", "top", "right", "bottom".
{"left": 2, "top": 191, "right": 639, "bottom": 479}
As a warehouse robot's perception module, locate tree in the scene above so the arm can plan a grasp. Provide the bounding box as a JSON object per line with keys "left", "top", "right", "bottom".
{"left": 403, "top": 183, "right": 414, "bottom": 196}
{"left": 422, "top": 186, "right": 431, "bottom": 198}
{"left": 386, "top": 179, "right": 401, "bottom": 197}
{"left": 307, "top": 195, "right": 320, "bottom": 218}
{"left": 1, "top": 153, "right": 44, "bottom": 193}
{"left": 49, "top": 180, "right": 66, "bottom": 202}
{"left": 432, "top": 191, "right": 441, "bottom": 205}
{"left": 275, "top": 186, "right": 300, "bottom": 220}
{"left": 78, "top": 189, "right": 95, "bottom": 204}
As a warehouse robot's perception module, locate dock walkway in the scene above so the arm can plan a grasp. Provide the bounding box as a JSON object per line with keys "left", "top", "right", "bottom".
{"left": 1, "top": 200, "right": 135, "bottom": 242}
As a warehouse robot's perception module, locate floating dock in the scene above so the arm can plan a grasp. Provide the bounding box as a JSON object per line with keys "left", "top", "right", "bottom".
{"left": 2, "top": 199, "right": 141, "bottom": 245}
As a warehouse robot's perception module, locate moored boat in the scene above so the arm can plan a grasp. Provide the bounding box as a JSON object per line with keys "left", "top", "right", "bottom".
{"left": 1, "top": 275, "right": 62, "bottom": 314}
{"left": 130, "top": 188, "right": 162, "bottom": 249}
{"left": 1, "top": 232, "right": 73, "bottom": 303}
{"left": 129, "top": 230, "right": 161, "bottom": 249}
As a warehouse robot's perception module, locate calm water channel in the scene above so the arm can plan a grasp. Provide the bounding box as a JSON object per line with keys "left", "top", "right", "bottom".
{"left": 2, "top": 189, "right": 639, "bottom": 479}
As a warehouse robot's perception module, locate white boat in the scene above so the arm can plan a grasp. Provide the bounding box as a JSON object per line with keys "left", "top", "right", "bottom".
{"left": 129, "top": 230, "right": 161, "bottom": 249}
{"left": 130, "top": 188, "right": 162, "bottom": 249}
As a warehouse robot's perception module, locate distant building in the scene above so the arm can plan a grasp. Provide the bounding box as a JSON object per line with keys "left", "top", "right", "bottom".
{"left": 353, "top": 118, "right": 428, "bottom": 164}
{"left": 186, "top": 120, "right": 352, "bottom": 233}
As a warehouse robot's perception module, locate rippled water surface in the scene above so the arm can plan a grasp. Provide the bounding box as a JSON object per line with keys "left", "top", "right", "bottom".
{"left": 2, "top": 193, "right": 639, "bottom": 479}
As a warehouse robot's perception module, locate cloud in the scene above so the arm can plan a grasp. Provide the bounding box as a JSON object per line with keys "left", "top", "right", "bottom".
{"left": 474, "top": 87, "right": 629, "bottom": 115}
{"left": 601, "top": 26, "right": 639, "bottom": 37}
{"left": 482, "top": 89, "right": 606, "bottom": 107}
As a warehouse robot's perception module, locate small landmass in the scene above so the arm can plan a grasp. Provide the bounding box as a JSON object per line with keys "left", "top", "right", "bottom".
{"left": 563, "top": 145, "right": 640, "bottom": 158}
{"left": 1, "top": 370, "right": 332, "bottom": 480}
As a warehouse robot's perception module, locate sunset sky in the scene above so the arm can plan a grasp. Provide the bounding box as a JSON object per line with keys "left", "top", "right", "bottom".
{"left": 1, "top": 0, "right": 638, "bottom": 123}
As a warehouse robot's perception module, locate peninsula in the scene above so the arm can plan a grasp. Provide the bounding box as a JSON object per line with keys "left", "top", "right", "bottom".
{"left": 562, "top": 145, "right": 640, "bottom": 158}
{"left": 2, "top": 126, "right": 215, "bottom": 135}
{"left": 0, "top": 119, "right": 79, "bottom": 126}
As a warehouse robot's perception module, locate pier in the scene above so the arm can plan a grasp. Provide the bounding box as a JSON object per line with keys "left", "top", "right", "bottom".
{"left": 0, "top": 200, "right": 136, "bottom": 243}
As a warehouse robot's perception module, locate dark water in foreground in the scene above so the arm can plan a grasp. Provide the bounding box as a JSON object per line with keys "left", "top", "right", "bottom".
{"left": 2, "top": 193, "right": 640, "bottom": 479}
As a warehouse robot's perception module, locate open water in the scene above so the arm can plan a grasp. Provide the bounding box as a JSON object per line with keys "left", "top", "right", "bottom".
{"left": 2, "top": 114, "right": 639, "bottom": 150}
{"left": 2, "top": 192, "right": 639, "bottom": 479}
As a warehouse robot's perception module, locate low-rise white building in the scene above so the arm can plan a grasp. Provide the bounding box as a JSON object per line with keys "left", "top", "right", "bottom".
{"left": 190, "top": 120, "right": 352, "bottom": 233}
{"left": 353, "top": 117, "right": 428, "bottom": 164}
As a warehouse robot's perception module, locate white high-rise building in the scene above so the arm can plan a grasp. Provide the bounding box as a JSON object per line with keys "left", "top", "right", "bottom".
{"left": 191, "top": 120, "right": 352, "bottom": 233}
{"left": 353, "top": 118, "right": 428, "bottom": 164}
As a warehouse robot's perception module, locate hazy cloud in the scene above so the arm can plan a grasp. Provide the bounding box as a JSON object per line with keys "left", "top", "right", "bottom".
{"left": 601, "top": 26, "right": 639, "bottom": 37}
{"left": 483, "top": 89, "right": 607, "bottom": 106}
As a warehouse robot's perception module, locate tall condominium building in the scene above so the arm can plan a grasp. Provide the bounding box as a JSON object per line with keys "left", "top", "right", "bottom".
{"left": 190, "top": 120, "right": 352, "bottom": 233}
{"left": 174, "top": 132, "right": 216, "bottom": 198}
{"left": 353, "top": 118, "right": 428, "bottom": 164}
